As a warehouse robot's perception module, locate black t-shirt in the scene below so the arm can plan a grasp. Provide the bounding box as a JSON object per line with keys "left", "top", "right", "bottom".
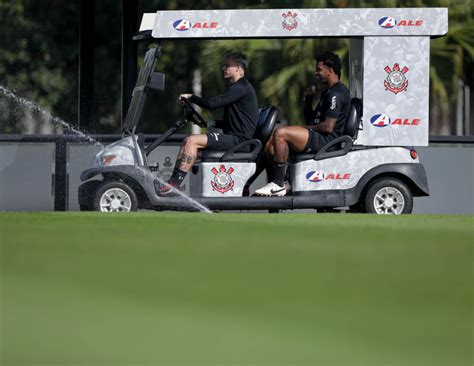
{"left": 304, "top": 81, "right": 351, "bottom": 142}
{"left": 189, "top": 78, "right": 259, "bottom": 141}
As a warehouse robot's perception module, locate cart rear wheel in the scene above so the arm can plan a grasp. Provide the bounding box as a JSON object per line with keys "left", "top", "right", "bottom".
{"left": 93, "top": 181, "right": 138, "bottom": 212}
{"left": 365, "top": 178, "right": 413, "bottom": 215}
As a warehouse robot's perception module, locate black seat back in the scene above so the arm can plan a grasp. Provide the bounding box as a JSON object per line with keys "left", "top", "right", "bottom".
{"left": 199, "top": 107, "right": 278, "bottom": 163}
{"left": 254, "top": 106, "right": 279, "bottom": 144}
{"left": 344, "top": 98, "right": 362, "bottom": 139}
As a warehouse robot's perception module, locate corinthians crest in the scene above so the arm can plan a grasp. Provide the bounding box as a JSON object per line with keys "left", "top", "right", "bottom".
{"left": 384, "top": 63, "right": 409, "bottom": 94}
{"left": 211, "top": 165, "right": 234, "bottom": 193}
{"left": 159, "top": 156, "right": 173, "bottom": 181}
{"left": 282, "top": 11, "right": 298, "bottom": 30}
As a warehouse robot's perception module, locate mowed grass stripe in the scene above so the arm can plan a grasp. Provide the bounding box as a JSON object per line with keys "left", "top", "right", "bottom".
{"left": 1, "top": 213, "right": 473, "bottom": 366}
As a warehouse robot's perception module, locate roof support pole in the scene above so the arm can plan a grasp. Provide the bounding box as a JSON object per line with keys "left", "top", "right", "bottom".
{"left": 121, "top": 0, "right": 138, "bottom": 129}
{"left": 79, "top": 0, "right": 95, "bottom": 130}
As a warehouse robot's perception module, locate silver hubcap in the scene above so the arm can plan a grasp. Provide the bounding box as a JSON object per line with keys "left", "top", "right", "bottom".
{"left": 99, "top": 188, "right": 132, "bottom": 212}
{"left": 373, "top": 187, "right": 405, "bottom": 215}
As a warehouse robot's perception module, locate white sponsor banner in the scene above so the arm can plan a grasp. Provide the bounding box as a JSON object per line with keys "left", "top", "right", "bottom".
{"left": 140, "top": 8, "right": 447, "bottom": 38}
{"left": 361, "top": 36, "right": 430, "bottom": 146}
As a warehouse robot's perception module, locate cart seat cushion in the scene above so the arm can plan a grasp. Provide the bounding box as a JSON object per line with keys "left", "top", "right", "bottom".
{"left": 292, "top": 153, "right": 315, "bottom": 162}
{"left": 200, "top": 150, "right": 257, "bottom": 162}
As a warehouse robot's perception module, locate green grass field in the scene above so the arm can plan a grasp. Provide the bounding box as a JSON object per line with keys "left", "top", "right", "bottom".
{"left": 1, "top": 213, "right": 473, "bottom": 366}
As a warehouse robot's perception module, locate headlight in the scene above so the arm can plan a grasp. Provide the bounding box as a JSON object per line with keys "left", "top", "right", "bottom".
{"left": 102, "top": 154, "right": 117, "bottom": 166}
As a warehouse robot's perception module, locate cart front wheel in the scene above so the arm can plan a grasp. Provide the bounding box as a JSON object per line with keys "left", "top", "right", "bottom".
{"left": 93, "top": 181, "right": 138, "bottom": 212}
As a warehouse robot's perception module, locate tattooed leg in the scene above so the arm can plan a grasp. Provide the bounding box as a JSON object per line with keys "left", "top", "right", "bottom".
{"left": 176, "top": 134, "right": 208, "bottom": 172}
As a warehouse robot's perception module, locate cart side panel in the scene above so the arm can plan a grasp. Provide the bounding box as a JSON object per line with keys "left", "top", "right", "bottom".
{"left": 201, "top": 162, "right": 256, "bottom": 197}
{"left": 291, "top": 147, "right": 415, "bottom": 192}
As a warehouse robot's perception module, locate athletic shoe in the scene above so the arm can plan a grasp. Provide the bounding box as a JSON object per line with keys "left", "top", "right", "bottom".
{"left": 254, "top": 182, "right": 287, "bottom": 197}
{"left": 157, "top": 182, "right": 183, "bottom": 197}
{"left": 284, "top": 181, "right": 292, "bottom": 194}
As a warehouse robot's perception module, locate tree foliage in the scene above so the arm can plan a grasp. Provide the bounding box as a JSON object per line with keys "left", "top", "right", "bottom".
{"left": 0, "top": 0, "right": 78, "bottom": 133}
{"left": 0, "top": 0, "right": 472, "bottom": 135}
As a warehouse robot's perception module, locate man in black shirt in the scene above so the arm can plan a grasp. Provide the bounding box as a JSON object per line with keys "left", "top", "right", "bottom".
{"left": 255, "top": 51, "right": 350, "bottom": 197}
{"left": 160, "top": 52, "right": 259, "bottom": 195}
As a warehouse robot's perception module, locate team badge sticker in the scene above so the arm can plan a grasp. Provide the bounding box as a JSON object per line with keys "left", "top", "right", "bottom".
{"left": 159, "top": 156, "right": 173, "bottom": 181}
{"left": 211, "top": 165, "right": 234, "bottom": 193}
{"left": 384, "top": 63, "right": 409, "bottom": 94}
{"left": 282, "top": 11, "right": 298, "bottom": 31}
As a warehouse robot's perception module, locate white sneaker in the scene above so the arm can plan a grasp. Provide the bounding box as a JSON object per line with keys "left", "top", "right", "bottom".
{"left": 255, "top": 182, "right": 287, "bottom": 197}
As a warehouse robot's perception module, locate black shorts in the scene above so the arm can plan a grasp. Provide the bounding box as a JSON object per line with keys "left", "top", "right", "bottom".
{"left": 303, "top": 129, "right": 327, "bottom": 153}
{"left": 206, "top": 132, "right": 242, "bottom": 151}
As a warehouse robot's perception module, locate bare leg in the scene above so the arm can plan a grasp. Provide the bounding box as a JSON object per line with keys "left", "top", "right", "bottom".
{"left": 263, "top": 137, "right": 276, "bottom": 182}
{"left": 272, "top": 126, "right": 309, "bottom": 186}
{"left": 162, "top": 134, "right": 209, "bottom": 193}
{"left": 174, "top": 134, "right": 208, "bottom": 173}
{"left": 264, "top": 136, "right": 275, "bottom": 157}
{"left": 255, "top": 126, "right": 310, "bottom": 195}
{"left": 273, "top": 126, "right": 309, "bottom": 163}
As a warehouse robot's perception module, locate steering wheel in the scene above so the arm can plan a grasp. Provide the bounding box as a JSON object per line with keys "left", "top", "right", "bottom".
{"left": 181, "top": 98, "right": 207, "bottom": 128}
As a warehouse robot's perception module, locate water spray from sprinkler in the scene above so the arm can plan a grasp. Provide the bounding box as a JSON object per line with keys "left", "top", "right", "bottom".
{"left": 0, "top": 85, "right": 103, "bottom": 147}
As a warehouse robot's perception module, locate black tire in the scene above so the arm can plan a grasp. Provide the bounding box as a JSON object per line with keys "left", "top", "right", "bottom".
{"left": 364, "top": 178, "right": 413, "bottom": 214}
{"left": 79, "top": 204, "right": 92, "bottom": 211}
{"left": 347, "top": 201, "right": 366, "bottom": 213}
{"left": 78, "top": 180, "right": 101, "bottom": 211}
{"left": 93, "top": 181, "right": 138, "bottom": 212}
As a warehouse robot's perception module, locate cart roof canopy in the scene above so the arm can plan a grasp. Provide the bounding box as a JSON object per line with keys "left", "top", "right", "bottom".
{"left": 139, "top": 8, "right": 448, "bottom": 39}
{"left": 136, "top": 8, "right": 449, "bottom": 147}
